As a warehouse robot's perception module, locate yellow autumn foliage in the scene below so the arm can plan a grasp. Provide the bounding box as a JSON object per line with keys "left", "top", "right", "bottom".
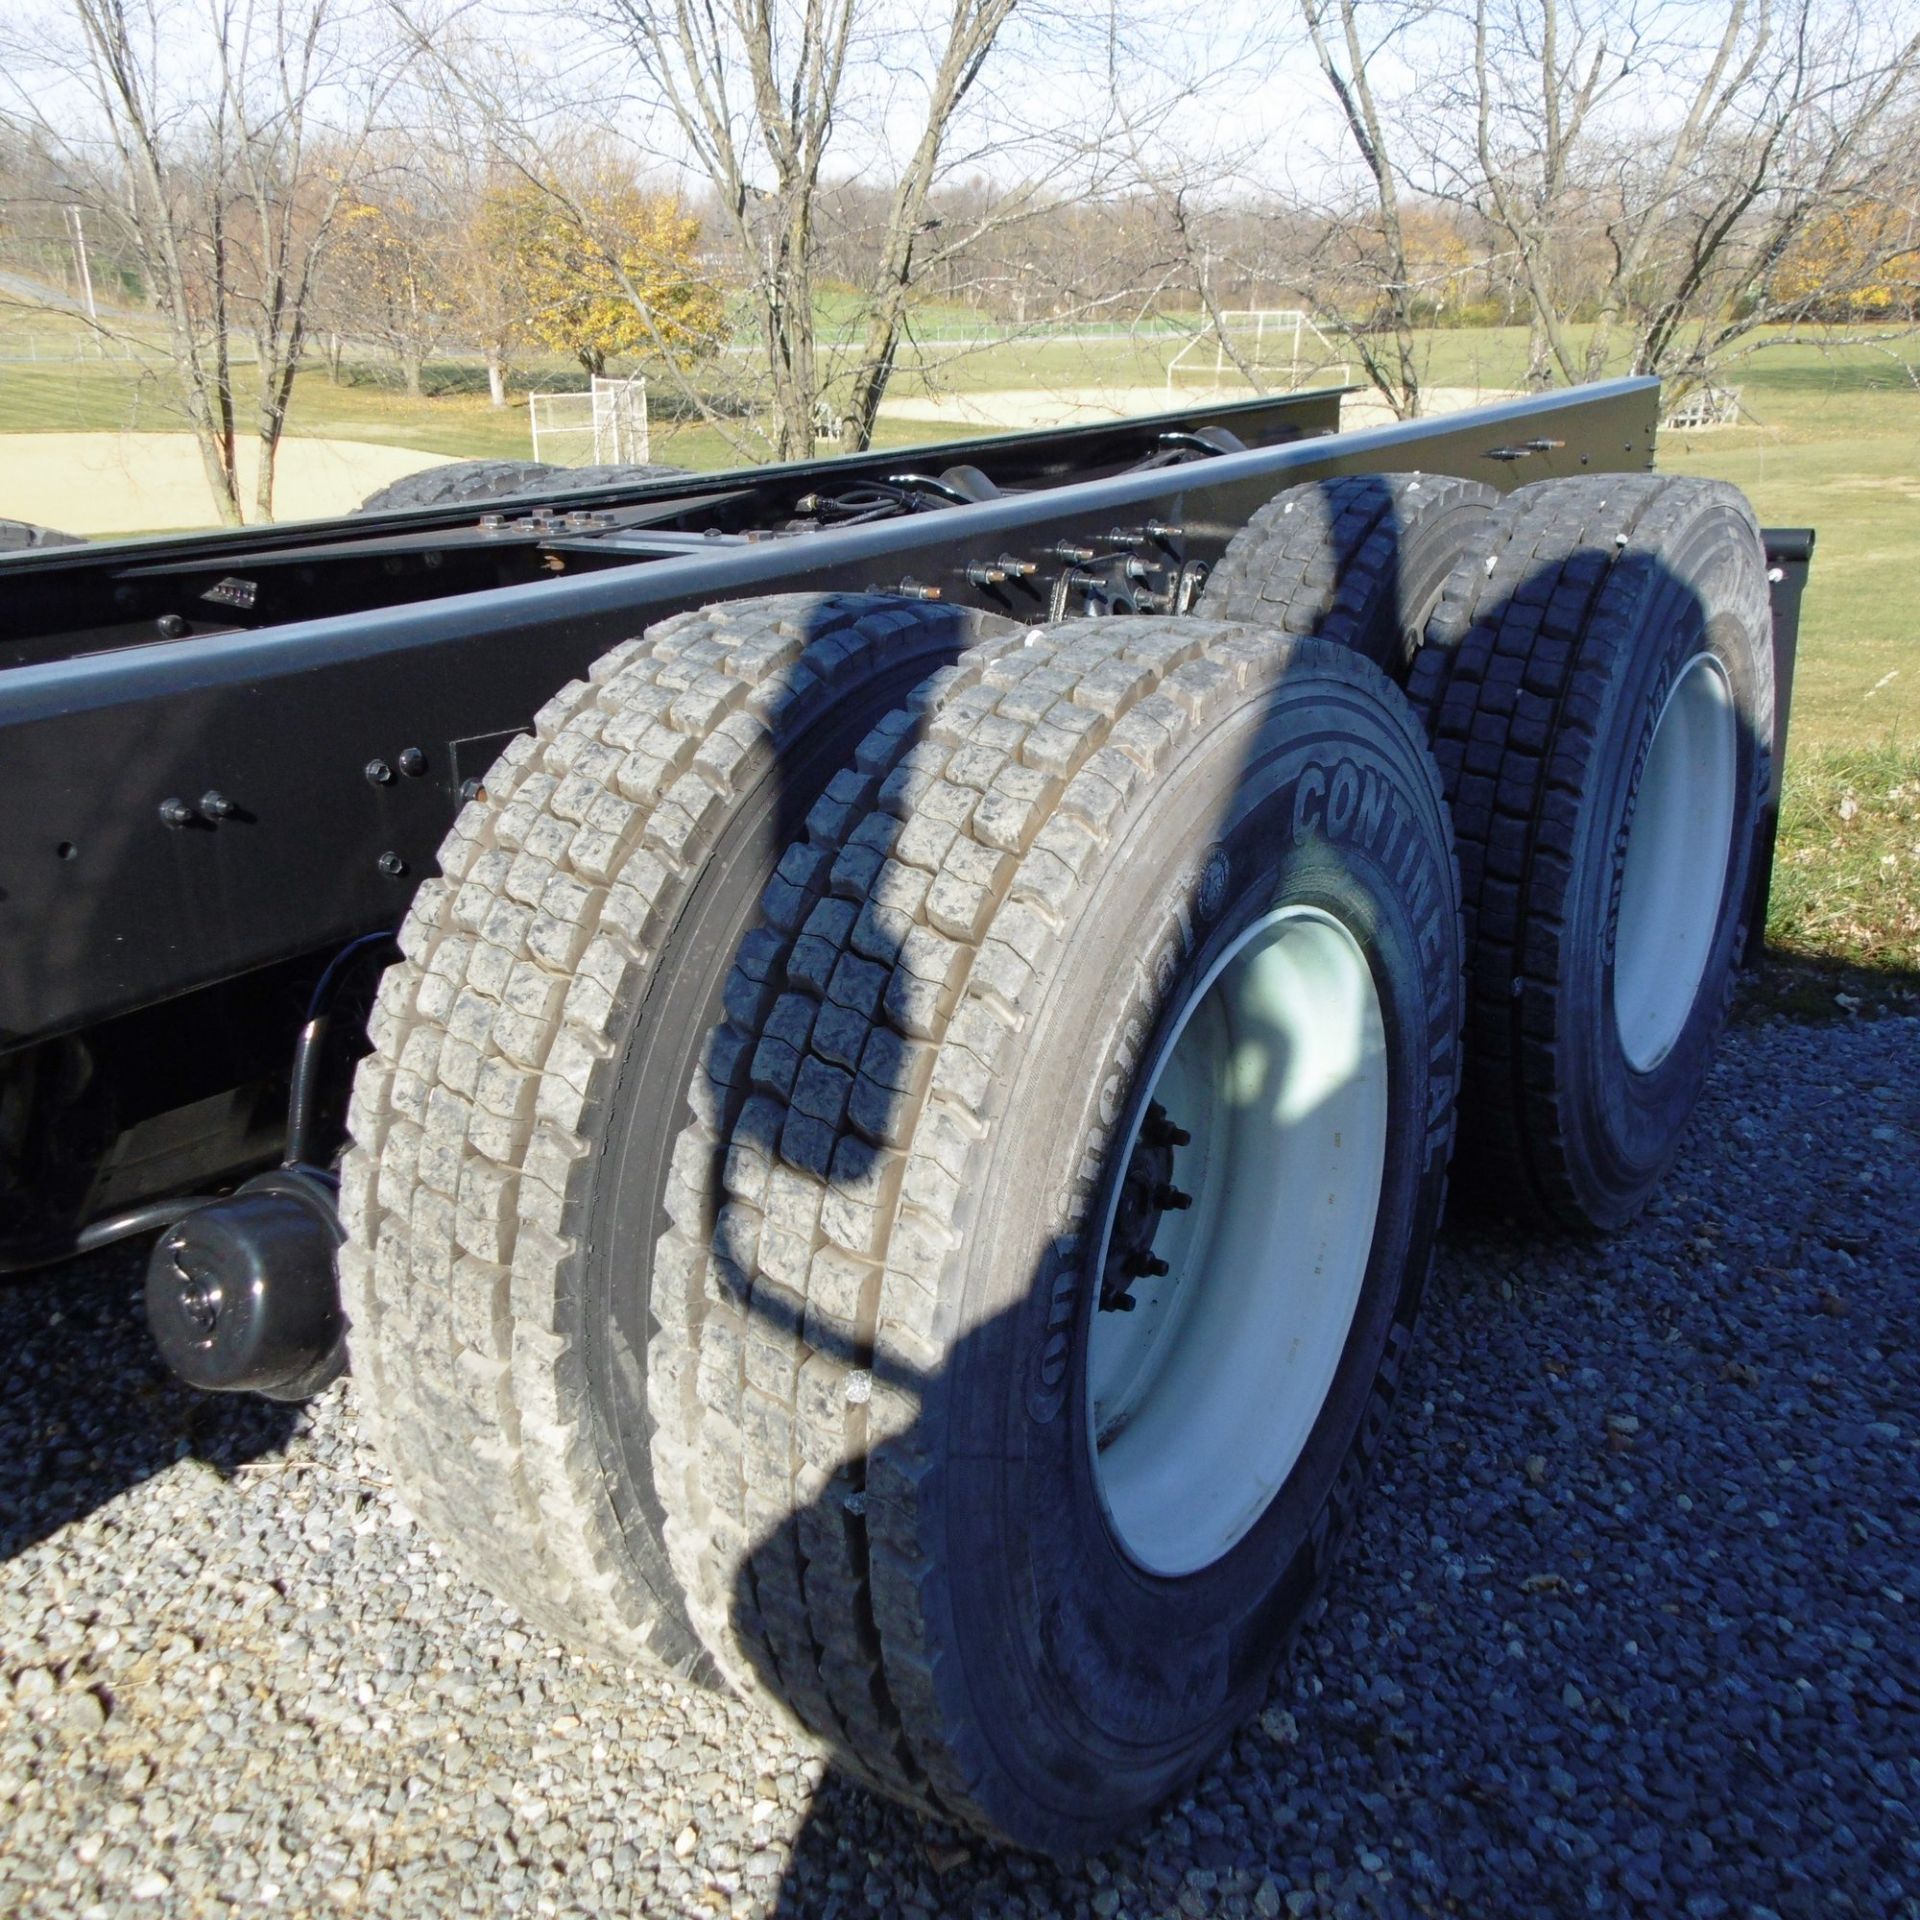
{"left": 1773, "top": 201, "right": 1919, "bottom": 319}
{"left": 477, "top": 183, "right": 724, "bottom": 376}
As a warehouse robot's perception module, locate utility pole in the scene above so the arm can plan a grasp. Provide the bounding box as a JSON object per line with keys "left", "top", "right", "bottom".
{"left": 67, "top": 207, "right": 98, "bottom": 322}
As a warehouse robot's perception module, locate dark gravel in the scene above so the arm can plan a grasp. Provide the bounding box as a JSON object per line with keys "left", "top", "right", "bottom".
{"left": 3, "top": 1008, "right": 1916, "bottom": 1919}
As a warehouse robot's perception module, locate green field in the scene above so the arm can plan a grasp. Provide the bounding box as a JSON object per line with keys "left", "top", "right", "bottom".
{"left": 1648, "top": 342, "right": 1920, "bottom": 987}
{"left": 2, "top": 303, "right": 1914, "bottom": 982}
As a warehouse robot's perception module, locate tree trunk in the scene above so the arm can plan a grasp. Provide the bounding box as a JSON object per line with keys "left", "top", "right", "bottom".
{"left": 837, "top": 0, "right": 1015, "bottom": 450}
{"left": 840, "top": 289, "right": 907, "bottom": 451}
{"left": 1526, "top": 316, "right": 1553, "bottom": 390}
{"left": 188, "top": 400, "right": 245, "bottom": 526}
{"left": 764, "top": 224, "right": 819, "bottom": 463}
{"left": 486, "top": 352, "right": 508, "bottom": 408}
{"left": 403, "top": 352, "right": 423, "bottom": 397}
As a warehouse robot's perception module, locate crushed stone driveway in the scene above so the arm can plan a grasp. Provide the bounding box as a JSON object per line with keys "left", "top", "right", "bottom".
{"left": 3, "top": 1008, "right": 1916, "bottom": 1918}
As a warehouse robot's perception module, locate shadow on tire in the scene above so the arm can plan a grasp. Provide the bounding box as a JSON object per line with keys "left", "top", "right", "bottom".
{"left": 643, "top": 469, "right": 1781, "bottom": 1882}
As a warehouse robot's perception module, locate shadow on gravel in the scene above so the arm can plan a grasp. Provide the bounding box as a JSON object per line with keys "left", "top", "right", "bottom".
{"left": 0, "top": 1245, "right": 299, "bottom": 1562}
{"left": 753, "top": 1036, "right": 1920, "bottom": 1914}
{"left": 1735, "top": 948, "right": 1920, "bottom": 1024}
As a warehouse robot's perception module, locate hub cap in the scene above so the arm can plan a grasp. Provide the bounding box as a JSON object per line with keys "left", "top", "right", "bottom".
{"left": 1613, "top": 653, "right": 1738, "bottom": 1073}
{"left": 1086, "top": 907, "right": 1389, "bottom": 1577}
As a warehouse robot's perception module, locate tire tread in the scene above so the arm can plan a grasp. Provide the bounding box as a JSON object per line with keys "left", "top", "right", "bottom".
{"left": 650, "top": 615, "right": 1452, "bottom": 1832}
{"left": 340, "top": 593, "right": 1009, "bottom": 1669}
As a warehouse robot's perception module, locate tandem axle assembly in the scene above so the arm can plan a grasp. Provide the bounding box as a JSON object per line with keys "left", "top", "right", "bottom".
{"left": 0, "top": 383, "right": 1813, "bottom": 1853}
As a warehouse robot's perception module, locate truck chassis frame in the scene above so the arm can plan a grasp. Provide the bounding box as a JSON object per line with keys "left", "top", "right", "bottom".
{"left": 0, "top": 374, "right": 1807, "bottom": 1271}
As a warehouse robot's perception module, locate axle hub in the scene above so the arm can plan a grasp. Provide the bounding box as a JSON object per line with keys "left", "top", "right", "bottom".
{"left": 1099, "top": 1100, "right": 1191, "bottom": 1313}
{"left": 144, "top": 1167, "right": 346, "bottom": 1400}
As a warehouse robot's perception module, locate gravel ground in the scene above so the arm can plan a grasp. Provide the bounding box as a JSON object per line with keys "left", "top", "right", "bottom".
{"left": 3, "top": 1008, "right": 1916, "bottom": 1920}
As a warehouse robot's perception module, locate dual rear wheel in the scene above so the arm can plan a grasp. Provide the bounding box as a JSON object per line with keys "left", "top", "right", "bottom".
{"left": 341, "top": 469, "right": 1772, "bottom": 1849}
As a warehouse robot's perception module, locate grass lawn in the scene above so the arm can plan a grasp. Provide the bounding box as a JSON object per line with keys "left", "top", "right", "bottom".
{"left": 1651, "top": 339, "right": 1920, "bottom": 988}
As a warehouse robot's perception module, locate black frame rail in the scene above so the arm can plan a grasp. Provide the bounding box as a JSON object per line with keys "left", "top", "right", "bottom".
{"left": 3, "top": 381, "right": 1675, "bottom": 1052}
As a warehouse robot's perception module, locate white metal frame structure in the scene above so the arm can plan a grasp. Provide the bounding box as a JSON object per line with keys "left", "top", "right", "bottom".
{"left": 530, "top": 375, "right": 652, "bottom": 466}
{"left": 1166, "top": 309, "right": 1350, "bottom": 393}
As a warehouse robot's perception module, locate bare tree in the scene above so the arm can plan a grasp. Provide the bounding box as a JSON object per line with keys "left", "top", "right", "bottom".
{"left": 0, "top": 0, "right": 403, "bottom": 522}
{"left": 560, "top": 0, "right": 1023, "bottom": 457}
{"left": 1457, "top": 0, "right": 1920, "bottom": 394}
{"left": 438, "top": 0, "right": 1198, "bottom": 461}
{"left": 1297, "top": 0, "right": 1428, "bottom": 416}
{"left": 1275, "top": 0, "right": 1920, "bottom": 404}
{"left": 830, "top": 0, "right": 1019, "bottom": 446}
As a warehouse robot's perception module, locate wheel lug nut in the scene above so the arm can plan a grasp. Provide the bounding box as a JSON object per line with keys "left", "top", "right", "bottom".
{"left": 1124, "top": 1251, "right": 1169, "bottom": 1280}
{"left": 1152, "top": 1184, "right": 1191, "bottom": 1210}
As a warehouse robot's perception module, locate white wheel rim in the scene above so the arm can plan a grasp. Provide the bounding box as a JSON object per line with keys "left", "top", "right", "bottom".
{"left": 1085, "top": 906, "right": 1389, "bottom": 1578}
{"left": 1612, "top": 653, "right": 1738, "bottom": 1073}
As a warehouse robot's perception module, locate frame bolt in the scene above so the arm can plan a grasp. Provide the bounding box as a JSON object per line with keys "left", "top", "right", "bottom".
{"left": 199, "top": 790, "right": 235, "bottom": 819}
{"left": 365, "top": 759, "right": 393, "bottom": 785}
{"left": 397, "top": 747, "right": 427, "bottom": 777}
{"left": 158, "top": 797, "right": 195, "bottom": 828}
{"left": 377, "top": 851, "right": 406, "bottom": 878}
{"left": 156, "top": 613, "right": 188, "bottom": 639}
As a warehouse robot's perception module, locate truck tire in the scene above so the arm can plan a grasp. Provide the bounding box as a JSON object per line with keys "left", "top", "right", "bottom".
{"left": 1406, "top": 474, "right": 1773, "bottom": 1231}
{"left": 354, "top": 458, "right": 691, "bottom": 514}
{"left": 1199, "top": 472, "right": 1497, "bottom": 679}
{"left": 338, "top": 592, "right": 1020, "bottom": 1670}
{"left": 0, "top": 517, "right": 85, "bottom": 551}
{"left": 649, "top": 616, "right": 1463, "bottom": 1850}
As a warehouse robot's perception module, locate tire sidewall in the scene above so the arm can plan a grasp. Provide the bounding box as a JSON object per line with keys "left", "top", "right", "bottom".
{"left": 1551, "top": 510, "right": 1772, "bottom": 1224}
{"left": 920, "top": 669, "right": 1460, "bottom": 1843}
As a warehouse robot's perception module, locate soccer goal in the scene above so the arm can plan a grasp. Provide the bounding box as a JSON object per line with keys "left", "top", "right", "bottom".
{"left": 529, "top": 374, "right": 652, "bottom": 466}
{"left": 1166, "top": 310, "right": 1349, "bottom": 393}
{"left": 1662, "top": 387, "right": 1742, "bottom": 432}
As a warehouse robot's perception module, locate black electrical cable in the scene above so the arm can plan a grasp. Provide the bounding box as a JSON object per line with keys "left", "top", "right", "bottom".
{"left": 0, "top": 1195, "right": 221, "bottom": 1278}
{"left": 284, "top": 929, "right": 398, "bottom": 1169}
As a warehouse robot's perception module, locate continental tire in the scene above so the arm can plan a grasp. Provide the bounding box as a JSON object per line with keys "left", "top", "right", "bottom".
{"left": 353, "top": 458, "right": 690, "bottom": 514}
{"left": 1407, "top": 473, "right": 1773, "bottom": 1231}
{"left": 338, "top": 592, "right": 1018, "bottom": 1670}
{"left": 650, "top": 616, "right": 1463, "bottom": 1850}
{"left": 1199, "top": 472, "right": 1498, "bottom": 679}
